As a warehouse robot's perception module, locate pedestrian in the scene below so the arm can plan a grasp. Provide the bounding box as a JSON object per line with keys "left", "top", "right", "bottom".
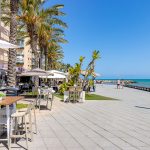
{"left": 117, "top": 79, "right": 120, "bottom": 89}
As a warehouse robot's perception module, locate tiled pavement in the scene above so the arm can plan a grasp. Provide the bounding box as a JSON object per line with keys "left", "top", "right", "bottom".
{"left": 1, "top": 92, "right": 150, "bottom": 150}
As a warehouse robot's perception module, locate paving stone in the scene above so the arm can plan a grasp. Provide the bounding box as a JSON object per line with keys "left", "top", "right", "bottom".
{"left": 2, "top": 89, "right": 150, "bottom": 150}
{"left": 43, "top": 138, "right": 64, "bottom": 148}
{"left": 122, "top": 137, "right": 148, "bottom": 147}
{"left": 120, "top": 147, "right": 138, "bottom": 150}
{"left": 108, "top": 137, "right": 132, "bottom": 148}
{"left": 138, "top": 147, "right": 150, "bottom": 150}
{"left": 59, "top": 137, "right": 81, "bottom": 148}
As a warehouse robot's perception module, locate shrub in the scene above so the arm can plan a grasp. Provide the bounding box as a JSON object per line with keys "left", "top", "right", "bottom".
{"left": 59, "top": 83, "right": 69, "bottom": 95}
{"left": 0, "top": 92, "right": 6, "bottom": 98}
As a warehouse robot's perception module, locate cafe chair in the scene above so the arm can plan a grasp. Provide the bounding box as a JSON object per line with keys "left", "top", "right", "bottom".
{"left": 9, "top": 102, "right": 34, "bottom": 150}
{"left": 0, "top": 106, "right": 14, "bottom": 149}
{"left": 47, "top": 90, "right": 54, "bottom": 111}
{"left": 18, "top": 100, "right": 37, "bottom": 139}
{"left": 37, "top": 87, "right": 54, "bottom": 111}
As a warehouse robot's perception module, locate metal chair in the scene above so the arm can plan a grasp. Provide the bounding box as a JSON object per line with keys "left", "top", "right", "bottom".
{"left": 9, "top": 101, "right": 34, "bottom": 150}
{"left": 47, "top": 90, "right": 54, "bottom": 110}
{"left": 18, "top": 100, "right": 37, "bottom": 140}
{"left": 37, "top": 87, "right": 54, "bottom": 110}
{"left": 0, "top": 105, "right": 15, "bottom": 149}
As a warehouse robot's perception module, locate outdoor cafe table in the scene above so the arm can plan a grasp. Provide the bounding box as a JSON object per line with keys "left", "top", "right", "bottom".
{"left": 0, "top": 96, "right": 24, "bottom": 144}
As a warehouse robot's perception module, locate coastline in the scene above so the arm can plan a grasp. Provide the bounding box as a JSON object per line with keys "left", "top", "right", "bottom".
{"left": 95, "top": 79, "right": 150, "bottom": 91}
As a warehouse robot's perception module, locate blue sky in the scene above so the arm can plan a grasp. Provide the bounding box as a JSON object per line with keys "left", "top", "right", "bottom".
{"left": 45, "top": 0, "right": 150, "bottom": 79}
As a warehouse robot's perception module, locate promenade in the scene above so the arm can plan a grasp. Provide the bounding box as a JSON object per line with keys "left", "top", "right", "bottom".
{"left": 1, "top": 85, "right": 150, "bottom": 150}
{"left": 95, "top": 84, "right": 150, "bottom": 106}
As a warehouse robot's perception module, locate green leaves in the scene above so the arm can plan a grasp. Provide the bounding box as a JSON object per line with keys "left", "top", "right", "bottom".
{"left": 92, "top": 50, "right": 100, "bottom": 60}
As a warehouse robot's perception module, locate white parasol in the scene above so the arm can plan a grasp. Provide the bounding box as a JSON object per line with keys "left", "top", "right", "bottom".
{"left": 18, "top": 68, "right": 53, "bottom": 77}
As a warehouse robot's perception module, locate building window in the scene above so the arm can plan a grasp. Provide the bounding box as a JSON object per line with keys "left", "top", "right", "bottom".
{"left": 17, "top": 39, "right": 24, "bottom": 47}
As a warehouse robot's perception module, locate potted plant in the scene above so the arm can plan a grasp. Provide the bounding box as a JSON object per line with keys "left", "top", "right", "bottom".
{"left": 0, "top": 92, "right": 6, "bottom": 100}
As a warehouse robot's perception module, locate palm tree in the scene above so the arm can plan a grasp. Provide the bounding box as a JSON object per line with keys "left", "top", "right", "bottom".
{"left": 7, "top": 0, "right": 19, "bottom": 86}
{"left": 18, "top": 0, "right": 42, "bottom": 68}
{"left": 82, "top": 50, "right": 100, "bottom": 88}
{"left": 68, "top": 56, "right": 85, "bottom": 86}
{"left": 60, "top": 63, "right": 72, "bottom": 72}
{"left": 18, "top": 0, "right": 64, "bottom": 68}
{"left": 38, "top": 17, "right": 67, "bottom": 70}
{"left": 38, "top": 23, "right": 50, "bottom": 69}
{"left": 2, "top": 0, "right": 67, "bottom": 70}
{"left": 47, "top": 44, "right": 64, "bottom": 70}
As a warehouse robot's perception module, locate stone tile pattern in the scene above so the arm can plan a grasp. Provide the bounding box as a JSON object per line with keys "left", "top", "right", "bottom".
{"left": 1, "top": 86, "right": 150, "bottom": 150}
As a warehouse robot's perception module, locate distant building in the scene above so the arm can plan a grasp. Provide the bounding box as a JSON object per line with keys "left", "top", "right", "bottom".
{"left": 16, "top": 38, "right": 32, "bottom": 72}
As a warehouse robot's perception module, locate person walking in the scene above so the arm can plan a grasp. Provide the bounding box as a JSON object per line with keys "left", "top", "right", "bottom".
{"left": 117, "top": 79, "right": 120, "bottom": 89}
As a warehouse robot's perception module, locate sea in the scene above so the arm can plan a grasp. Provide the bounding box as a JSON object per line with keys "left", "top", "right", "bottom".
{"left": 129, "top": 79, "right": 150, "bottom": 88}
{"left": 96, "top": 79, "right": 150, "bottom": 88}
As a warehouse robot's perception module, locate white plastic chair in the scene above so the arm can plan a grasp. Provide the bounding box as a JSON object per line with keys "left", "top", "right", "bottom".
{"left": 37, "top": 87, "right": 54, "bottom": 110}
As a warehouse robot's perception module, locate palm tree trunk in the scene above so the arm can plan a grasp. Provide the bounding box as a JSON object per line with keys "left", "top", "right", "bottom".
{"left": 27, "top": 26, "right": 39, "bottom": 88}
{"left": 45, "top": 47, "right": 48, "bottom": 70}
{"left": 27, "top": 25, "right": 39, "bottom": 69}
{"left": 39, "top": 47, "right": 44, "bottom": 69}
{"left": 31, "top": 35, "right": 39, "bottom": 88}
{"left": 82, "top": 60, "right": 94, "bottom": 89}
{"left": 31, "top": 36, "right": 39, "bottom": 68}
{"left": 48, "top": 57, "right": 53, "bottom": 70}
{"left": 7, "top": 0, "right": 18, "bottom": 87}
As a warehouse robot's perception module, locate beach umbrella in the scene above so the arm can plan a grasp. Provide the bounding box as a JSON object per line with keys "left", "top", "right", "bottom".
{"left": 0, "top": 39, "right": 19, "bottom": 49}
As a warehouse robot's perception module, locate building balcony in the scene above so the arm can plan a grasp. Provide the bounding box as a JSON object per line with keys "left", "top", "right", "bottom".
{"left": 16, "top": 56, "right": 24, "bottom": 64}
{"left": 16, "top": 60, "right": 24, "bottom": 64}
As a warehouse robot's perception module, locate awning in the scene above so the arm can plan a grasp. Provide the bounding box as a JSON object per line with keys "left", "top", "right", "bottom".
{"left": 40, "top": 72, "right": 66, "bottom": 79}
{"left": 18, "top": 68, "right": 53, "bottom": 77}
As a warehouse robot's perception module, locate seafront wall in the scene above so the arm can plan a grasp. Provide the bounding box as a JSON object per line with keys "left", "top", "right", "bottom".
{"left": 125, "top": 84, "right": 150, "bottom": 92}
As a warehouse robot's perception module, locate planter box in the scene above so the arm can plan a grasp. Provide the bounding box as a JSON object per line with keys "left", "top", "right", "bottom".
{"left": 64, "top": 91, "right": 85, "bottom": 103}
